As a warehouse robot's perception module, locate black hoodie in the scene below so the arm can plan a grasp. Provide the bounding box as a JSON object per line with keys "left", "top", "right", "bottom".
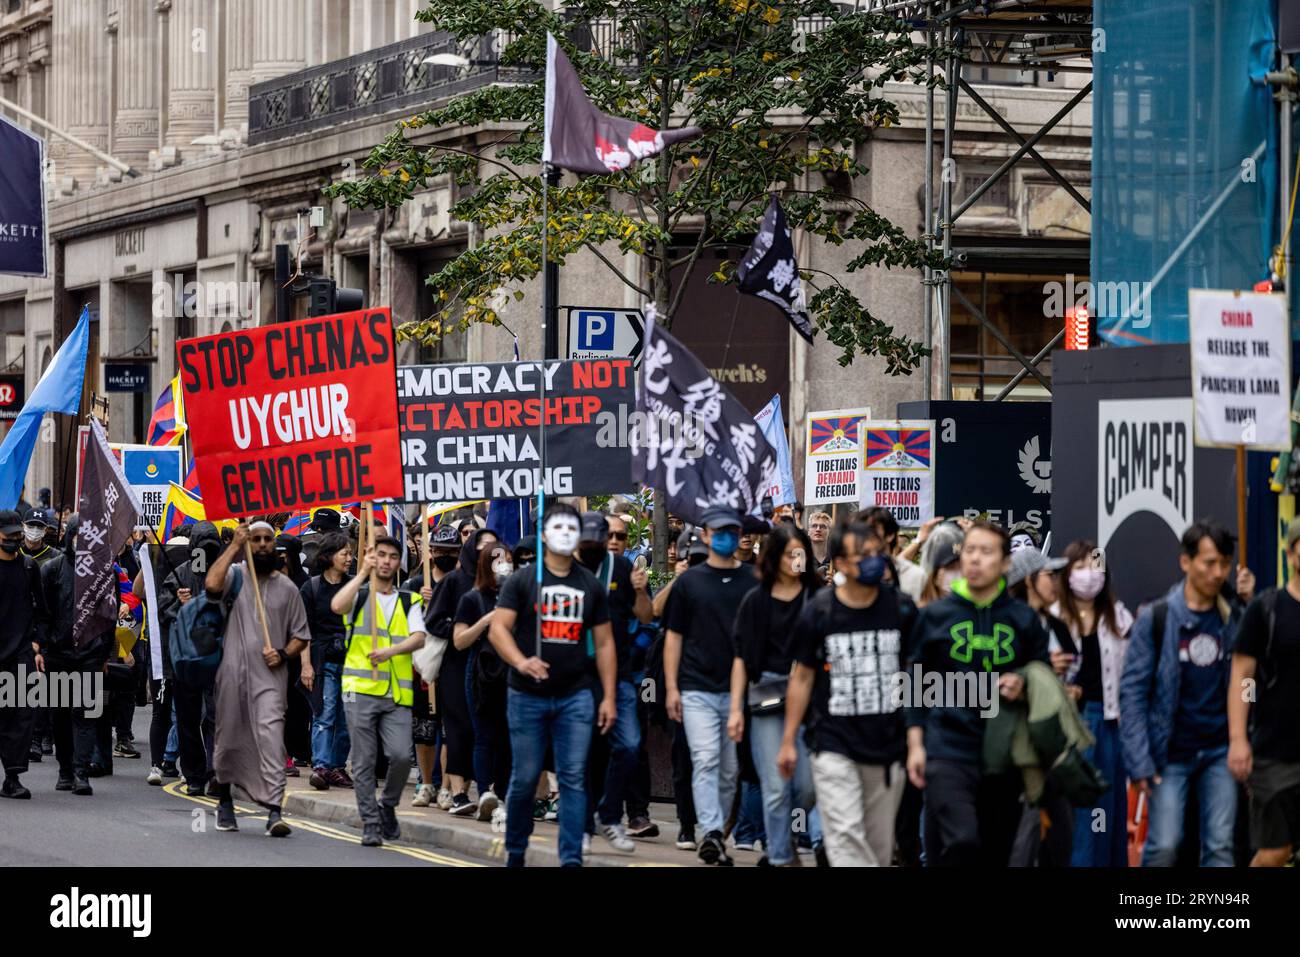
{"left": 426, "top": 528, "right": 494, "bottom": 645}
{"left": 906, "top": 578, "right": 1050, "bottom": 764}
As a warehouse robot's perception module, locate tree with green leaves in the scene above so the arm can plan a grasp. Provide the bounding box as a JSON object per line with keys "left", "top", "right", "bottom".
{"left": 329, "top": 0, "right": 943, "bottom": 567}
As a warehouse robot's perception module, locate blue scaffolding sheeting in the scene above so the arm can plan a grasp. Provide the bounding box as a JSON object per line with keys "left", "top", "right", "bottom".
{"left": 1092, "top": 0, "right": 1280, "bottom": 345}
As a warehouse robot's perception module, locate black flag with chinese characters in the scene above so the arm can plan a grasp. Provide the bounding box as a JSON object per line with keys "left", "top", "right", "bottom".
{"left": 542, "top": 33, "right": 703, "bottom": 175}
{"left": 73, "top": 419, "right": 142, "bottom": 648}
{"left": 632, "top": 319, "right": 777, "bottom": 526}
{"left": 737, "top": 197, "right": 813, "bottom": 343}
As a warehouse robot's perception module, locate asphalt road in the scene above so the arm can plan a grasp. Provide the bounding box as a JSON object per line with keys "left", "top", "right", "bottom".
{"left": 0, "top": 710, "right": 481, "bottom": 868}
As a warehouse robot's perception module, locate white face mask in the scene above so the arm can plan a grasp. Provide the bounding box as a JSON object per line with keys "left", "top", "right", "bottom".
{"left": 23, "top": 524, "right": 44, "bottom": 544}
{"left": 544, "top": 517, "right": 581, "bottom": 557}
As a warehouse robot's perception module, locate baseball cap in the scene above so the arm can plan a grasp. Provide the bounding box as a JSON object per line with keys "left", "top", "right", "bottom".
{"left": 676, "top": 527, "right": 708, "bottom": 559}
{"left": 0, "top": 509, "right": 22, "bottom": 534}
{"left": 1006, "top": 547, "right": 1069, "bottom": 587}
{"left": 580, "top": 511, "right": 609, "bottom": 544}
{"left": 23, "top": 509, "right": 52, "bottom": 528}
{"left": 741, "top": 514, "right": 770, "bottom": 536}
{"left": 430, "top": 524, "right": 460, "bottom": 548}
{"left": 699, "top": 504, "right": 742, "bottom": 530}
{"left": 311, "top": 509, "right": 342, "bottom": 532}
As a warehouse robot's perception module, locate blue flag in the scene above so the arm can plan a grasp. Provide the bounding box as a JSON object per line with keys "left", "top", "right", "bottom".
{"left": 0, "top": 114, "right": 48, "bottom": 277}
{"left": 487, "top": 498, "right": 533, "bottom": 548}
{"left": 0, "top": 305, "right": 89, "bottom": 508}
{"left": 752, "top": 394, "right": 796, "bottom": 510}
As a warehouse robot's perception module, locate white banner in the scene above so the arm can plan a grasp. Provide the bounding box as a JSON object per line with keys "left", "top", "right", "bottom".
{"left": 1189, "top": 289, "right": 1291, "bottom": 450}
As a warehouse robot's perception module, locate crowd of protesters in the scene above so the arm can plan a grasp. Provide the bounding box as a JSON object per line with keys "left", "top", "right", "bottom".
{"left": 1, "top": 493, "right": 1297, "bottom": 870}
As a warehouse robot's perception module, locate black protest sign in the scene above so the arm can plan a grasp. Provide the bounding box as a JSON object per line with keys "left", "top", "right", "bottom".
{"left": 397, "top": 359, "right": 635, "bottom": 502}
{"left": 632, "top": 321, "right": 777, "bottom": 525}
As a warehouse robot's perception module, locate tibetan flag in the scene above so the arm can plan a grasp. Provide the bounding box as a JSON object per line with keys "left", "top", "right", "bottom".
{"left": 342, "top": 501, "right": 388, "bottom": 525}
{"left": 542, "top": 33, "right": 702, "bottom": 175}
{"left": 182, "top": 458, "right": 201, "bottom": 496}
{"left": 425, "top": 500, "right": 485, "bottom": 528}
{"left": 281, "top": 511, "right": 313, "bottom": 536}
{"left": 864, "top": 427, "right": 931, "bottom": 469}
{"left": 156, "top": 481, "right": 206, "bottom": 542}
{"left": 809, "top": 416, "right": 864, "bottom": 456}
{"left": 146, "top": 376, "right": 186, "bottom": 447}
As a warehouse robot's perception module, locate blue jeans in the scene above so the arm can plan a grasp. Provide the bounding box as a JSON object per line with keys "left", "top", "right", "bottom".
{"left": 750, "top": 709, "right": 816, "bottom": 865}
{"left": 1142, "top": 743, "right": 1236, "bottom": 867}
{"left": 310, "top": 662, "right": 351, "bottom": 770}
{"left": 1070, "top": 703, "right": 1128, "bottom": 867}
{"left": 680, "top": 690, "right": 738, "bottom": 835}
{"left": 596, "top": 679, "right": 642, "bottom": 827}
{"left": 165, "top": 698, "right": 178, "bottom": 763}
{"left": 733, "top": 781, "right": 766, "bottom": 845}
{"left": 505, "top": 687, "right": 595, "bottom": 866}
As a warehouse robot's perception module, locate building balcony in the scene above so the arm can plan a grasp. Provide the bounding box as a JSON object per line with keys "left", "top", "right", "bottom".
{"left": 248, "top": 30, "right": 535, "bottom": 146}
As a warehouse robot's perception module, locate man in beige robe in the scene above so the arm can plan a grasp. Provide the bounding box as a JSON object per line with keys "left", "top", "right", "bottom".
{"left": 204, "top": 521, "right": 310, "bottom": 836}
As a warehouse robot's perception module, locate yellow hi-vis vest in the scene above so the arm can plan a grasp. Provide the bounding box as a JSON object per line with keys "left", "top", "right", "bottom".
{"left": 341, "top": 589, "right": 416, "bottom": 706}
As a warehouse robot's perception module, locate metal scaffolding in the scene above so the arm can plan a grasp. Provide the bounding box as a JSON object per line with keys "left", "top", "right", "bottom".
{"left": 865, "top": 0, "right": 1095, "bottom": 401}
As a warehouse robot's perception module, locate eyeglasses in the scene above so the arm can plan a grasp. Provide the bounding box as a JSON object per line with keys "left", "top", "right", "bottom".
{"left": 608, "top": 532, "right": 628, "bottom": 541}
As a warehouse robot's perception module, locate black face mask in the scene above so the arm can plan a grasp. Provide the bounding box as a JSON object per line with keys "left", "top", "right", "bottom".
{"left": 252, "top": 552, "right": 283, "bottom": 576}
{"left": 433, "top": 554, "right": 459, "bottom": 573}
{"left": 0, "top": 539, "right": 20, "bottom": 555}
{"left": 577, "top": 545, "right": 606, "bottom": 571}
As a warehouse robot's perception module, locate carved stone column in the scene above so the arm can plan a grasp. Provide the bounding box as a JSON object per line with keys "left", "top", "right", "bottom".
{"left": 164, "top": 0, "right": 216, "bottom": 150}
{"left": 109, "top": 0, "right": 159, "bottom": 167}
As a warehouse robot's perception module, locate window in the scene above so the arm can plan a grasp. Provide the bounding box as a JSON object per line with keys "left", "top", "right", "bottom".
{"left": 415, "top": 250, "right": 466, "bottom": 364}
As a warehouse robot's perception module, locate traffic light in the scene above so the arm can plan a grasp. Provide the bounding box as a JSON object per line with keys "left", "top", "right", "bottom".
{"left": 307, "top": 277, "right": 365, "bottom": 317}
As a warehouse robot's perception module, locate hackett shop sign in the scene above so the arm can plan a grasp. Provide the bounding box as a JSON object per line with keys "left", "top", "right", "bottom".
{"left": 177, "top": 309, "right": 403, "bottom": 520}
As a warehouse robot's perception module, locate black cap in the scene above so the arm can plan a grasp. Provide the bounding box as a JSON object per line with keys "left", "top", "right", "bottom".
{"left": 741, "top": 514, "right": 770, "bottom": 536}
{"left": 311, "top": 509, "right": 342, "bottom": 532}
{"left": 699, "top": 504, "right": 742, "bottom": 530}
{"left": 0, "top": 509, "right": 22, "bottom": 534}
{"left": 580, "top": 511, "right": 609, "bottom": 544}
{"left": 23, "top": 508, "right": 52, "bottom": 528}
{"left": 676, "top": 527, "right": 708, "bottom": 558}
{"left": 430, "top": 524, "right": 460, "bottom": 548}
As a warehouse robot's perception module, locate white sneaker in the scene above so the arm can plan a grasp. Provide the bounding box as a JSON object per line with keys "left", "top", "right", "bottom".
{"left": 146, "top": 766, "right": 163, "bottom": 786}
{"left": 582, "top": 833, "right": 591, "bottom": 855}
{"left": 490, "top": 806, "right": 507, "bottom": 830}
{"left": 476, "top": 789, "right": 500, "bottom": 821}
{"left": 601, "top": 822, "right": 636, "bottom": 854}
{"left": 411, "top": 785, "right": 433, "bottom": 807}
{"left": 436, "top": 787, "right": 453, "bottom": 811}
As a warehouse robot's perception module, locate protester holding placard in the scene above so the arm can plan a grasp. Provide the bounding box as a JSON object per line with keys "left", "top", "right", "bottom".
{"left": 205, "top": 522, "right": 311, "bottom": 837}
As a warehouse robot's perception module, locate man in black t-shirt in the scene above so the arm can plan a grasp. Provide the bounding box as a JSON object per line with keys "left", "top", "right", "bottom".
{"left": 665, "top": 504, "right": 759, "bottom": 866}
{"left": 780, "top": 521, "right": 913, "bottom": 866}
{"left": 489, "top": 503, "right": 617, "bottom": 867}
{"left": 1229, "top": 517, "right": 1300, "bottom": 866}
{"left": 577, "top": 512, "right": 651, "bottom": 854}
{"left": 302, "top": 533, "right": 354, "bottom": 791}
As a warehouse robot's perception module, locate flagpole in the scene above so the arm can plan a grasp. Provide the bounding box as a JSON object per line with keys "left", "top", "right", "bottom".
{"left": 535, "top": 165, "right": 552, "bottom": 664}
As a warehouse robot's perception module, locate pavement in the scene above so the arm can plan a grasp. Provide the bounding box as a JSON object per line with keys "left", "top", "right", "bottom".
{"left": 283, "top": 775, "right": 769, "bottom": 867}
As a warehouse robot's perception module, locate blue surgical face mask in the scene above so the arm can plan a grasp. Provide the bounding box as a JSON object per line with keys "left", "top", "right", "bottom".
{"left": 855, "top": 555, "right": 887, "bottom": 586}
{"left": 710, "top": 529, "right": 739, "bottom": 558}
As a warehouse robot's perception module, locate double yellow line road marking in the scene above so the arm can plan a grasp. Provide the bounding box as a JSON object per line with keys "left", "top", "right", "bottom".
{"left": 163, "top": 780, "right": 481, "bottom": 867}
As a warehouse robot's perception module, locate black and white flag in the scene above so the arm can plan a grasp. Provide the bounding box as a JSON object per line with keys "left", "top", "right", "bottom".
{"left": 737, "top": 197, "right": 813, "bottom": 343}
{"left": 632, "top": 320, "right": 777, "bottom": 525}
{"left": 73, "top": 419, "right": 142, "bottom": 649}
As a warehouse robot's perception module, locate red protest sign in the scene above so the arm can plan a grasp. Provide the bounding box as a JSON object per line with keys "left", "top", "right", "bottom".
{"left": 177, "top": 308, "right": 402, "bottom": 520}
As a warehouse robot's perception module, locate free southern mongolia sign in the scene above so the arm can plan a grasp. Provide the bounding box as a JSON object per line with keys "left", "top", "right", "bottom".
{"left": 397, "top": 359, "right": 635, "bottom": 502}
{"left": 0, "top": 115, "right": 48, "bottom": 277}
{"left": 178, "top": 308, "right": 403, "bottom": 520}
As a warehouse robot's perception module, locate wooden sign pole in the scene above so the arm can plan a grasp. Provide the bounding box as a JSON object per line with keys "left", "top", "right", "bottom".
{"left": 244, "top": 538, "right": 273, "bottom": 652}
{"left": 366, "top": 501, "right": 379, "bottom": 680}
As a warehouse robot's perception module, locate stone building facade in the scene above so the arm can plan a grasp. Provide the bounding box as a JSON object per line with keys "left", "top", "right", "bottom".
{"left": 0, "top": 0, "right": 1090, "bottom": 506}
